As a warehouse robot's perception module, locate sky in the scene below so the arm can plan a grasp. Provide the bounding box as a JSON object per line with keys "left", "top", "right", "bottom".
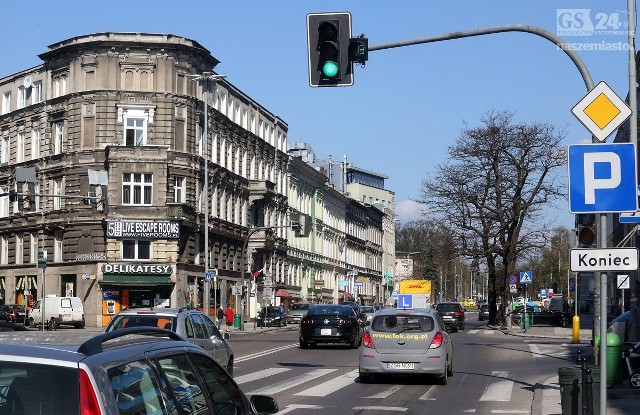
{"left": 0, "top": 1, "right": 633, "bottom": 229}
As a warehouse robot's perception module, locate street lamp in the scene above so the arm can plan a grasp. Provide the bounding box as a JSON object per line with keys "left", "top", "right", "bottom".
{"left": 189, "top": 72, "right": 226, "bottom": 317}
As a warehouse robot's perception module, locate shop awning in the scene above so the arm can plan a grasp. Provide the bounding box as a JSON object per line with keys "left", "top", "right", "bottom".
{"left": 101, "top": 275, "right": 174, "bottom": 286}
{"left": 275, "top": 288, "right": 292, "bottom": 297}
{"left": 16, "top": 276, "right": 38, "bottom": 290}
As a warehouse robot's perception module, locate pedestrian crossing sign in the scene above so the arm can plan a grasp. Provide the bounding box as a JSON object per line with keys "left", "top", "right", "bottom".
{"left": 519, "top": 271, "right": 533, "bottom": 285}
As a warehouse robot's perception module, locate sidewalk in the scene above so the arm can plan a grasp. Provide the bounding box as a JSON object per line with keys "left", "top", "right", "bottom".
{"left": 502, "top": 313, "right": 640, "bottom": 415}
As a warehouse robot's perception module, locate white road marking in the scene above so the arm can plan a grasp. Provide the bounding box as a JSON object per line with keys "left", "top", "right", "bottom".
{"left": 468, "top": 330, "right": 479, "bottom": 334}
{"left": 248, "top": 368, "right": 337, "bottom": 395}
{"left": 529, "top": 344, "right": 543, "bottom": 358}
{"left": 462, "top": 409, "right": 477, "bottom": 413}
{"left": 235, "top": 343, "right": 298, "bottom": 363}
{"left": 484, "top": 330, "right": 495, "bottom": 335}
{"left": 490, "top": 410, "right": 529, "bottom": 413}
{"left": 479, "top": 371, "right": 514, "bottom": 402}
{"left": 277, "top": 404, "right": 325, "bottom": 414}
{"left": 234, "top": 367, "right": 291, "bottom": 384}
{"left": 418, "top": 385, "right": 437, "bottom": 400}
{"left": 295, "top": 369, "right": 358, "bottom": 396}
{"left": 352, "top": 407, "right": 408, "bottom": 412}
{"left": 364, "top": 384, "right": 403, "bottom": 399}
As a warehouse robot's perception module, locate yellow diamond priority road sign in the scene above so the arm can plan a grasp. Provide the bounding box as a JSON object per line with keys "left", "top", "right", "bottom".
{"left": 572, "top": 81, "right": 631, "bottom": 142}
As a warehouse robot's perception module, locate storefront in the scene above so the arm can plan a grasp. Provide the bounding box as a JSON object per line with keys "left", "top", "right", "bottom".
{"left": 99, "top": 263, "right": 174, "bottom": 326}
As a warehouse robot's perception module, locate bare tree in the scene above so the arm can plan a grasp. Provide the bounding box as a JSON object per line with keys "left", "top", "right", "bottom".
{"left": 419, "top": 111, "right": 567, "bottom": 325}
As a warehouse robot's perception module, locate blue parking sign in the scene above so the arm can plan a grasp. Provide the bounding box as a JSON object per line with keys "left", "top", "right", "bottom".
{"left": 568, "top": 143, "right": 637, "bottom": 213}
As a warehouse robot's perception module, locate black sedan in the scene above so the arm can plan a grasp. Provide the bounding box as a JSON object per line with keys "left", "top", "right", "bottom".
{"left": 0, "top": 304, "right": 26, "bottom": 325}
{"left": 299, "top": 304, "right": 363, "bottom": 349}
{"left": 510, "top": 305, "right": 571, "bottom": 327}
{"left": 256, "top": 306, "right": 287, "bottom": 328}
{"left": 435, "top": 302, "right": 466, "bottom": 331}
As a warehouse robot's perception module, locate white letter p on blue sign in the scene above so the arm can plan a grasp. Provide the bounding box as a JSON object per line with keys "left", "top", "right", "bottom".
{"left": 568, "top": 143, "right": 638, "bottom": 213}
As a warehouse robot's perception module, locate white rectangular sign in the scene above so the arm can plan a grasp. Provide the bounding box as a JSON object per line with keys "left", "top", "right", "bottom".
{"left": 570, "top": 248, "right": 638, "bottom": 271}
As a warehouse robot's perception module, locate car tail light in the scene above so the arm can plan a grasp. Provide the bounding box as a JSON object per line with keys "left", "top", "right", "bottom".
{"left": 79, "top": 369, "right": 101, "bottom": 414}
{"left": 454, "top": 311, "right": 463, "bottom": 317}
{"left": 362, "top": 331, "right": 375, "bottom": 349}
{"left": 429, "top": 332, "right": 444, "bottom": 349}
{"left": 338, "top": 318, "right": 352, "bottom": 326}
{"left": 301, "top": 318, "right": 313, "bottom": 327}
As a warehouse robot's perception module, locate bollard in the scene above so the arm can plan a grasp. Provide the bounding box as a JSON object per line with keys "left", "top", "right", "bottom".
{"left": 572, "top": 315, "right": 581, "bottom": 344}
{"left": 583, "top": 368, "right": 594, "bottom": 415}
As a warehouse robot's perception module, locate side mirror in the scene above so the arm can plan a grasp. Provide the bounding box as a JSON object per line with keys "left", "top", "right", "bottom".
{"left": 223, "top": 332, "right": 230, "bottom": 340}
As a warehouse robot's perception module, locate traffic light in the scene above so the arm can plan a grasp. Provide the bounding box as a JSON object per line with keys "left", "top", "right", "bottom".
{"left": 291, "top": 213, "right": 311, "bottom": 237}
{"left": 576, "top": 214, "right": 597, "bottom": 247}
{"left": 307, "top": 12, "right": 353, "bottom": 87}
{"left": 349, "top": 35, "right": 368, "bottom": 64}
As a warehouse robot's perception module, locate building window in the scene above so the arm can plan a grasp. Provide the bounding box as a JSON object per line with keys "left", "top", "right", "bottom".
{"left": 0, "top": 237, "right": 7, "bottom": 265}
{"left": 54, "top": 230, "right": 63, "bottom": 262}
{"left": 53, "top": 178, "right": 63, "bottom": 210}
{"left": 122, "top": 240, "right": 151, "bottom": 260}
{"left": 32, "top": 81, "right": 42, "bottom": 104}
{"left": 53, "top": 75, "right": 67, "bottom": 98}
{"left": 1, "top": 131, "right": 9, "bottom": 165}
{"left": 17, "top": 130, "right": 25, "bottom": 163}
{"left": 174, "top": 177, "right": 185, "bottom": 203}
{"left": 0, "top": 186, "right": 8, "bottom": 218}
{"left": 125, "top": 117, "right": 146, "bottom": 146}
{"left": 18, "top": 86, "right": 29, "bottom": 109}
{"left": 30, "top": 233, "right": 38, "bottom": 263}
{"left": 1, "top": 92, "right": 10, "bottom": 115}
{"left": 122, "top": 173, "right": 152, "bottom": 205}
{"left": 117, "top": 105, "right": 155, "bottom": 146}
{"left": 31, "top": 127, "right": 40, "bottom": 160}
{"left": 15, "top": 235, "right": 23, "bottom": 265}
{"left": 54, "top": 121, "right": 64, "bottom": 154}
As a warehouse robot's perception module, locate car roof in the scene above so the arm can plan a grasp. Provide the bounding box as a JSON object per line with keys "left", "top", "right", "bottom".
{"left": 376, "top": 307, "right": 438, "bottom": 317}
{"left": 114, "top": 307, "right": 195, "bottom": 316}
{"left": 0, "top": 327, "right": 197, "bottom": 365}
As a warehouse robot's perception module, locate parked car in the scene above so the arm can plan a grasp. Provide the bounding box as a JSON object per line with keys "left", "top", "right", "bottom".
{"left": 478, "top": 303, "right": 490, "bottom": 321}
{"left": 0, "top": 304, "right": 26, "bottom": 324}
{"left": 359, "top": 307, "right": 454, "bottom": 384}
{"left": 286, "top": 303, "right": 312, "bottom": 324}
{"left": 509, "top": 305, "right": 571, "bottom": 328}
{"left": 256, "top": 305, "right": 287, "bottom": 328}
{"left": 340, "top": 301, "right": 367, "bottom": 325}
{"left": 435, "top": 302, "right": 466, "bottom": 331}
{"left": 360, "top": 305, "right": 377, "bottom": 324}
{"left": 299, "top": 304, "right": 363, "bottom": 349}
{"left": 0, "top": 327, "right": 278, "bottom": 415}
{"left": 104, "top": 307, "right": 235, "bottom": 376}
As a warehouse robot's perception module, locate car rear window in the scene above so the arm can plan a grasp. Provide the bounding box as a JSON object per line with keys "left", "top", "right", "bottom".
{"left": 371, "top": 315, "right": 435, "bottom": 333}
{"left": 436, "top": 304, "right": 461, "bottom": 312}
{"left": 107, "top": 315, "right": 176, "bottom": 331}
{"left": 289, "top": 304, "right": 310, "bottom": 311}
{"left": 307, "top": 306, "right": 350, "bottom": 317}
{"left": 0, "top": 361, "right": 79, "bottom": 414}
{"left": 360, "top": 306, "right": 375, "bottom": 313}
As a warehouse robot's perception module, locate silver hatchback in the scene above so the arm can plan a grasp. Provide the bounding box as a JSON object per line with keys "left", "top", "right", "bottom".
{"left": 359, "top": 308, "right": 454, "bottom": 384}
{"left": 104, "top": 307, "right": 234, "bottom": 376}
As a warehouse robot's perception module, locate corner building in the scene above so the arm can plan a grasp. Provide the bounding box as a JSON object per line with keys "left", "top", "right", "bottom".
{"left": 0, "top": 33, "right": 289, "bottom": 327}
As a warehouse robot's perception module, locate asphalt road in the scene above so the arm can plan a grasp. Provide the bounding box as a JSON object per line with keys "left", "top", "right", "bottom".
{"left": 0, "top": 313, "right": 591, "bottom": 414}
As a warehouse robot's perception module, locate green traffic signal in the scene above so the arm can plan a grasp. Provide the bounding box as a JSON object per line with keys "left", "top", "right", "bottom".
{"left": 322, "top": 61, "right": 339, "bottom": 78}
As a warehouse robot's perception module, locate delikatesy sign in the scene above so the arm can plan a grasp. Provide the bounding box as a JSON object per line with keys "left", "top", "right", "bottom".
{"left": 570, "top": 248, "right": 638, "bottom": 272}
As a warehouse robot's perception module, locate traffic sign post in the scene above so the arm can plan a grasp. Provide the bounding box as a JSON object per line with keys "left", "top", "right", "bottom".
{"left": 571, "top": 81, "right": 632, "bottom": 142}
{"left": 568, "top": 143, "right": 638, "bottom": 213}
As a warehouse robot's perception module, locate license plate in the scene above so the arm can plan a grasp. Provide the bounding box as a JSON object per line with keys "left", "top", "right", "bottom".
{"left": 387, "top": 363, "right": 415, "bottom": 370}
{"left": 321, "top": 328, "right": 332, "bottom": 335}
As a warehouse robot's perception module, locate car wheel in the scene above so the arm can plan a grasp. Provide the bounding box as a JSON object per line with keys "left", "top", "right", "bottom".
{"left": 226, "top": 357, "right": 234, "bottom": 378}
{"left": 359, "top": 372, "right": 372, "bottom": 383}
{"left": 447, "top": 357, "right": 454, "bottom": 377}
{"left": 299, "top": 339, "right": 309, "bottom": 349}
{"left": 28, "top": 318, "right": 36, "bottom": 328}
{"left": 278, "top": 320, "right": 282, "bottom": 328}
{"left": 350, "top": 336, "right": 359, "bottom": 349}
{"left": 48, "top": 319, "right": 58, "bottom": 331}
{"left": 437, "top": 369, "right": 448, "bottom": 385}
{"left": 630, "top": 371, "right": 640, "bottom": 389}
{"left": 460, "top": 323, "right": 465, "bottom": 330}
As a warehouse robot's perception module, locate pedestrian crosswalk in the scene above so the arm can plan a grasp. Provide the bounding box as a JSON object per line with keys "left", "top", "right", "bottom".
{"left": 233, "top": 341, "right": 574, "bottom": 414}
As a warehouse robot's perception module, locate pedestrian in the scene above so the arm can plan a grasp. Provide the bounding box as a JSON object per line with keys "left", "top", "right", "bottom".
{"left": 217, "top": 305, "right": 224, "bottom": 330}
{"left": 225, "top": 303, "right": 234, "bottom": 332}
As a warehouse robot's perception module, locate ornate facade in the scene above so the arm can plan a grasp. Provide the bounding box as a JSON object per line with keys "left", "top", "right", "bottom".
{"left": 0, "top": 33, "right": 288, "bottom": 326}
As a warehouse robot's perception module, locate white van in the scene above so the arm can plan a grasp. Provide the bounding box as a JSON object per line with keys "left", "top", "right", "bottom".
{"left": 27, "top": 295, "right": 85, "bottom": 329}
